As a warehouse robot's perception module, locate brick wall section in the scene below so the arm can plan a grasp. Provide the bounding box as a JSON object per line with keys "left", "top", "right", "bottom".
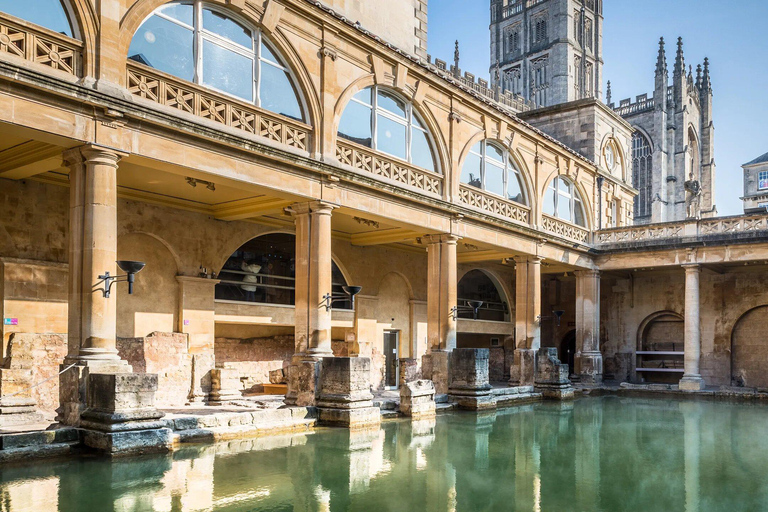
{"left": 117, "top": 332, "right": 192, "bottom": 406}
{"left": 1, "top": 333, "right": 67, "bottom": 411}
{"left": 214, "top": 336, "right": 294, "bottom": 393}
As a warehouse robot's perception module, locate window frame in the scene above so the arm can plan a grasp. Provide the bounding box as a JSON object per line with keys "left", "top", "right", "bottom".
{"left": 545, "top": 176, "right": 586, "bottom": 226}
{"left": 340, "top": 85, "right": 439, "bottom": 174}
{"left": 462, "top": 140, "right": 527, "bottom": 205}
{"left": 758, "top": 170, "right": 768, "bottom": 191}
{"left": 131, "top": 0, "right": 305, "bottom": 121}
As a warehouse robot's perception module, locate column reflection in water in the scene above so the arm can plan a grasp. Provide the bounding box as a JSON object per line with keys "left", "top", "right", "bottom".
{"left": 0, "top": 475, "right": 60, "bottom": 512}
{"left": 575, "top": 399, "right": 602, "bottom": 512}
{"left": 681, "top": 401, "right": 702, "bottom": 512}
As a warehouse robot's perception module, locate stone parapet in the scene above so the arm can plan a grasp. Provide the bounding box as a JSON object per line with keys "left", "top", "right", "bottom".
{"left": 448, "top": 348, "right": 495, "bottom": 410}
{"left": 79, "top": 373, "right": 172, "bottom": 456}
{"left": 316, "top": 357, "right": 380, "bottom": 428}
{"left": 400, "top": 380, "right": 436, "bottom": 419}
{"left": 534, "top": 348, "right": 575, "bottom": 400}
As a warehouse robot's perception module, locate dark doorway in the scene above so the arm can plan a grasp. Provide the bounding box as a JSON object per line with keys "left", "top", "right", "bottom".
{"left": 560, "top": 330, "right": 576, "bottom": 376}
{"left": 383, "top": 331, "right": 400, "bottom": 388}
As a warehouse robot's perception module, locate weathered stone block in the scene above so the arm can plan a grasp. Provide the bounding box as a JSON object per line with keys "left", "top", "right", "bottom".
{"left": 398, "top": 358, "right": 420, "bottom": 386}
{"left": 449, "top": 349, "right": 495, "bottom": 410}
{"left": 316, "top": 357, "right": 380, "bottom": 428}
{"left": 400, "top": 379, "right": 436, "bottom": 419}
{"left": 509, "top": 349, "right": 536, "bottom": 387}
{"left": 534, "top": 348, "right": 575, "bottom": 400}
{"left": 269, "top": 368, "right": 287, "bottom": 384}
{"left": 209, "top": 367, "right": 242, "bottom": 405}
{"left": 286, "top": 360, "right": 321, "bottom": 407}
{"left": 422, "top": 351, "right": 450, "bottom": 395}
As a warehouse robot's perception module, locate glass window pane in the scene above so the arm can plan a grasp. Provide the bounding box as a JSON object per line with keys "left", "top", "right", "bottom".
{"left": 377, "top": 90, "right": 406, "bottom": 119}
{"left": 485, "top": 162, "right": 505, "bottom": 197}
{"left": 508, "top": 171, "right": 525, "bottom": 204}
{"left": 461, "top": 153, "right": 482, "bottom": 188}
{"left": 544, "top": 186, "right": 556, "bottom": 216}
{"left": 413, "top": 115, "right": 425, "bottom": 130}
{"left": 376, "top": 114, "right": 407, "bottom": 160}
{"left": 353, "top": 88, "right": 373, "bottom": 106}
{"left": 259, "top": 61, "right": 303, "bottom": 120}
{"left": 558, "top": 178, "right": 571, "bottom": 194}
{"left": 159, "top": 3, "right": 193, "bottom": 26}
{"left": 0, "top": 0, "right": 73, "bottom": 36}
{"left": 486, "top": 144, "right": 505, "bottom": 163}
{"left": 202, "top": 39, "right": 254, "bottom": 101}
{"left": 260, "top": 40, "right": 280, "bottom": 64}
{"left": 203, "top": 8, "right": 252, "bottom": 48}
{"left": 338, "top": 100, "right": 372, "bottom": 147}
{"left": 411, "top": 129, "right": 436, "bottom": 173}
{"left": 470, "top": 142, "right": 483, "bottom": 155}
{"left": 574, "top": 201, "right": 586, "bottom": 226}
{"left": 129, "top": 15, "right": 194, "bottom": 82}
{"left": 557, "top": 197, "right": 572, "bottom": 222}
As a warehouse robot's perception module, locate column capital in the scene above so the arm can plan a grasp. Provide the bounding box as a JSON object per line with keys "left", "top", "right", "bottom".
{"left": 422, "top": 233, "right": 460, "bottom": 245}
{"left": 682, "top": 263, "right": 701, "bottom": 273}
{"left": 574, "top": 269, "right": 600, "bottom": 278}
{"left": 286, "top": 200, "right": 338, "bottom": 217}
{"left": 512, "top": 255, "right": 543, "bottom": 265}
{"left": 63, "top": 145, "right": 127, "bottom": 169}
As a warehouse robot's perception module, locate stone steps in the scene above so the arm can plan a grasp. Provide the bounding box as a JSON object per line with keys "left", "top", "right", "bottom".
{"left": 0, "top": 427, "right": 80, "bottom": 463}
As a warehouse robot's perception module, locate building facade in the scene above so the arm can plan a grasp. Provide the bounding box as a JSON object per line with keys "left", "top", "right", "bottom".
{"left": 0, "top": 0, "right": 764, "bottom": 430}
{"left": 742, "top": 152, "right": 768, "bottom": 214}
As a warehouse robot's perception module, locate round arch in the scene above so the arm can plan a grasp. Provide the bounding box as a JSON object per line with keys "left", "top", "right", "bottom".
{"left": 372, "top": 271, "right": 415, "bottom": 301}
{"left": 119, "top": 0, "right": 321, "bottom": 130}
{"left": 632, "top": 126, "right": 655, "bottom": 153}
{"left": 122, "top": 229, "right": 184, "bottom": 273}
{"left": 456, "top": 130, "right": 535, "bottom": 212}
{"left": 731, "top": 305, "right": 768, "bottom": 388}
{"left": 539, "top": 170, "right": 594, "bottom": 230}
{"left": 333, "top": 77, "right": 450, "bottom": 177}
{"left": 456, "top": 268, "right": 510, "bottom": 322}
{"left": 599, "top": 134, "right": 627, "bottom": 182}
{"left": 635, "top": 310, "right": 683, "bottom": 352}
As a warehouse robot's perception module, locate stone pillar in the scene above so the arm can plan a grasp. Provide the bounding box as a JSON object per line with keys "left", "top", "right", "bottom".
{"left": 316, "top": 357, "right": 380, "bottom": 428}
{"left": 59, "top": 146, "right": 131, "bottom": 426}
{"left": 448, "top": 348, "right": 495, "bottom": 410}
{"left": 286, "top": 201, "right": 337, "bottom": 406}
{"left": 176, "top": 276, "right": 218, "bottom": 404}
{"left": 422, "top": 234, "right": 458, "bottom": 394}
{"left": 510, "top": 256, "right": 541, "bottom": 386}
{"left": 534, "top": 347, "right": 575, "bottom": 399}
{"left": 575, "top": 269, "right": 603, "bottom": 385}
{"left": 680, "top": 264, "right": 705, "bottom": 391}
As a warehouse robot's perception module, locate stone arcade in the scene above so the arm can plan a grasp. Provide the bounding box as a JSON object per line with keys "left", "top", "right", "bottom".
{"left": 0, "top": 0, "right": 767, "bottom": 457}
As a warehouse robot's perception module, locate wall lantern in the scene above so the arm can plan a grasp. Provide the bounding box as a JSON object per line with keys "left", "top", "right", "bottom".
{"left": 538, "top": 309, "right": 565, "bottom": 327}
{"left": 96, "top": 260, "right": 146, "bottom": 298}
{"left": 322, "top": 285, "right": 362, "bottom": 312}
{"left": 450, "top": 300, "right": 484, "bottom": 321}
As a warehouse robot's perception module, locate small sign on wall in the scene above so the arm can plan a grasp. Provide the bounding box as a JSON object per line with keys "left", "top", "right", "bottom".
{"left": 3, "top": 318, "right": 18, "bottom": 326}
{"left": 183, "top": 319, "right": 190, "bottom": 326}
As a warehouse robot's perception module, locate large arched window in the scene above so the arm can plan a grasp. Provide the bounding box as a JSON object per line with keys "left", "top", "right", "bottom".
{"left": 0, "top": 0, "right": 74, "bottom": 37}
{"left": 457, "top": 270, "right": 508, "bottom": 322}
{"left": 338, "top": 86, "right": 438, "bottom": 174}
{"left": 543, "top": 176, "right": 586, "bottom": 226}
{"left": 461, "top": 140, "right": 527, "bottom": 204}
{"left": 128, "top": 1, "right": 303, "bottom": 121}
{"left": 632, "top": 131, "right": 652, "bottom": 219}
{"left": 215, "top": 233, "right": 350, "bottom": 309}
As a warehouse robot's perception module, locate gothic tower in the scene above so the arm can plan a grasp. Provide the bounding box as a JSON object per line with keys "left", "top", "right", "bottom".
{"left": 489, "top": 0, "right": 604, "bottom": 107}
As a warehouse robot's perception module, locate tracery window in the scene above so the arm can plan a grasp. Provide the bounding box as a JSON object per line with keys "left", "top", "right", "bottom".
{"left": 632, "top": 132, "right": 653, "bottom": 218}
{"left": 461, "top": 140, "right": 526, "bottom": 204}
{"left": 544, "top": 176, "right": 586, "bottom": 226}
{"left": 338, "top": 86, "right": 438, "bottom": 173}
{"left": 507, "top": 30, "right": 521, "bottom": 55}
{"left": 0, "top": 0, "right": 74, "bottom": 37}
{"left": 531, "top": 55, "right": 549, "bottom": 105}
{"left": 532, "top": 17, "right": 548, "bottom": 45}
{"left": 128, "top": 0, "right": 304, "bottom": 121}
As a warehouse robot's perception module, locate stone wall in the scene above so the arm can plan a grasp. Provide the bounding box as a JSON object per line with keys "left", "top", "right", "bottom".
{"left": 1, "top": 333, "right": 67, "bottom": 412}
{"left": 214, "top": 336, "right": 294, "bottom": 393}
{"left": 117, "top": 332, "right": 193, "bottom": 407}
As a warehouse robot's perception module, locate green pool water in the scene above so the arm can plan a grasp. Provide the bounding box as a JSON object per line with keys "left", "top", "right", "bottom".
{"left": 2, "top": 396, "right": 768, "bottom": 511}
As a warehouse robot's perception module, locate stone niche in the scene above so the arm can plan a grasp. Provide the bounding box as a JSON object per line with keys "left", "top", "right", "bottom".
{"left": 448, "top": 348, "right": 495, "bottom": 410}
{"left": 400, "top": 379, "right": 436, "bottom": 419}
{"left": 79, "top": 373, "right": 172, "bottom": 456}
{"left": 316, "top": 357, "right": 380, "bottom": 428}
{"left": 534, "top": 348, "right": 575, "bottom": 400}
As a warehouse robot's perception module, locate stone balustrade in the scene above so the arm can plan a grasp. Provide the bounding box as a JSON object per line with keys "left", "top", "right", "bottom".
{"left": 126, "top": 61, "right": 311, "bottom": 152}
{"left": 0, "top": 13, "right": 83, "bottom": 77}
{"left": 541, "top": 214, "right": 591, "bottom": 243}
{"left": 336, "top": 139, "right": 443, "bottom": 197}
{"left": 458, "top": 185, "right": 530, "bottom": 225}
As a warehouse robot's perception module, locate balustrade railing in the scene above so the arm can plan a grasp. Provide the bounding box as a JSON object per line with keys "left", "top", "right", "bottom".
{"left": 595, "top": 215, "right": 768, "bottom": 245}
{"left": 0, "top": 13, "right": 83, "bottom": 77}
{"left": 541, "top": 215, "right": 590, "bottom": 243}
{"left": 126, "top": 61, "right": 311, "bottom": 152}
{"left": 336, "top": 139, "right": 443, "bottom": 197}
{"left": 458, "top": 185, "right": 530, "bottom": 225}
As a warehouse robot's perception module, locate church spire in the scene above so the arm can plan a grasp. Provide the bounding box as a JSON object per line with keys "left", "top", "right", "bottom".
{"left": 674, "top": 37, "right": 685, "bottom": 77}
{"left": 655, "top": 37, "right": 667, "bottom": 76}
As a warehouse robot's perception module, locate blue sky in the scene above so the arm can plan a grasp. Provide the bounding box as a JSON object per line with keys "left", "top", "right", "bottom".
{"left": 428, "top": 0, "right": 768, "bottom": 216}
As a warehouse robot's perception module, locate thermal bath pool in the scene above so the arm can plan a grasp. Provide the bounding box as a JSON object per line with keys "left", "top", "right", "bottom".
{"left": 1, "top": 396, "right": 767, "bottom": 511}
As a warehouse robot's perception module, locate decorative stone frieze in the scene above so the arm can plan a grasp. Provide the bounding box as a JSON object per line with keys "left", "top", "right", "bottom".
{"left": 448, "top": 348, "right": 495, "bottom": 410}
{"left": 316, "top": 357, "right": 380, "bottom": 428}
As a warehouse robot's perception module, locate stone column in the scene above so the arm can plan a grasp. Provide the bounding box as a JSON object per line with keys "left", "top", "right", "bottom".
{"left": 680, "top": 264, "right": 705, "bottom": 391}
{"left": 286, "top": 201, "right": 337, "bottom": 406}
{"left": 422, "top": 234, "right": 458, "bottom": 394}
{"left": 575, "top": 269, "right": 603, "bottom": 384}
{"left": 510, "top": 256, "right": 541, "bottom": 386}
{"left": 60, "top": 146, "right": 131, "bottom": 425}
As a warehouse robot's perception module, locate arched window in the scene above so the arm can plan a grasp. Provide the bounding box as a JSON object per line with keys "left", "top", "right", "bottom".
{"left": 544, "top": 176, "right": 586, "bottom": 226}
{"left": 632, "top": 132, "right": 652, "bottom": 219}
{"left": 603, "top": 138, "right": 623, "bottom": 178}
{"left": 0, "top": 0, "right": 74, "bottom": 37}
{"left": 128, "top": 1, "right": 303, "bottom": 121}
{"left": 457, "top": 270, "right": 508, "bottom": 322}
{"left": 461, "top": 140, "right": 526, "bottom": 204}
{"left": 338, "top": 86, "right": 438, "bottom": 174}
{"left": 215, "top": 233, "right": 350, "bottom": 309}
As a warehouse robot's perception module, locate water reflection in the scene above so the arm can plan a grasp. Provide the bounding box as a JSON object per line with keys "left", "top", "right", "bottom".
{"left": 3, "top": 397, "right": 768, "bottom": 511}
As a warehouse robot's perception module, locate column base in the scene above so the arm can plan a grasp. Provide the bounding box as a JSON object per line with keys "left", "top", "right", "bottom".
{"left": 57, "top": 358, "right": 132, "bottom": 426}
{"left": 422, "top": 350, "right": 450, "bottom": 395}
{"left": 679, "top": 375, "right": 705, "bottom": 391}
{"left": 209, "top": 367, "right": 242, "bottom": 405}
{"left": 285, "top": 359, "right": 321, "bottom": 407}
{"left": 509, "top": 349, "right": 536, "bottom": 387}
{"left": 400, "top": 380, "right": 436, "bottom": 419}
{"left": 576, "top": 351, "right": 603, "bottom": 386}
{"left": 316, "top": 357, "right": 380, "bottom": 429}
{"left": 449, "top": 349, "right": 495, "bottom": 410}
{"left": 534, "top": 348, "right": 575, "bottom": 400}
